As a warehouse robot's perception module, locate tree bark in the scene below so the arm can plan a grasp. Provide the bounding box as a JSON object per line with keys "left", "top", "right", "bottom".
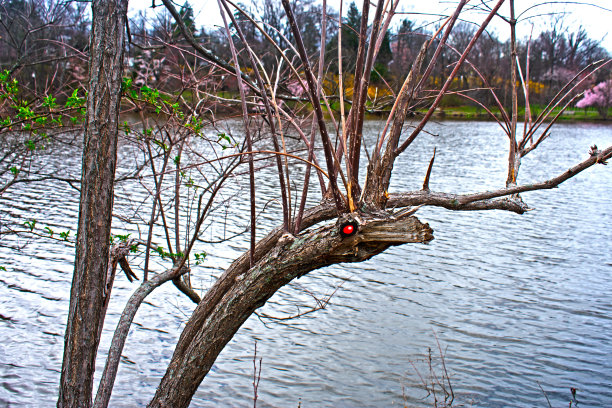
{"left": 58, "top": 0, "right": 128, "bottom": 406}
{"left": 148, "top": 212, "right": 433, "bottom": 407}
{"left": 507, "top": 0, "right": 520, "bottom": 187}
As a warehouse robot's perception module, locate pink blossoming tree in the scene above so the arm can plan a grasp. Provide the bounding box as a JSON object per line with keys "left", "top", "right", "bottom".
{"left": 576, "top": 79, "right": 612, "bottom": 119}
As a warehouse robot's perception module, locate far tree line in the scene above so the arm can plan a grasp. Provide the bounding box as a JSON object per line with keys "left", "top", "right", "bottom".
{"left": 1, "top": 0, "right": 610, "bottom": 112}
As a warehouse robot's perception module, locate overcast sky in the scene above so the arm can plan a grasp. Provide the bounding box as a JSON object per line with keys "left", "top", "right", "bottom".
{"left": 129, "top": 0, "right": 612, "bottom": 52}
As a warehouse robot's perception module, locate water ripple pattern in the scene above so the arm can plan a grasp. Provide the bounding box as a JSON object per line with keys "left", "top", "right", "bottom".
{"left": 0, "top": 121, "right": 610, "bottom": 407}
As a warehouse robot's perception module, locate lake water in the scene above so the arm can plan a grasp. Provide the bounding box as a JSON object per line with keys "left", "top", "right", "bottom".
{"left": 1, "top": 121, "right": 611, "bottom": 407}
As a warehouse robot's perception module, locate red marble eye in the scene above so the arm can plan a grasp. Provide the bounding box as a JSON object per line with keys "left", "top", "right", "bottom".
{"left": 339, "top": 221, "right": 358, "bottom": 237}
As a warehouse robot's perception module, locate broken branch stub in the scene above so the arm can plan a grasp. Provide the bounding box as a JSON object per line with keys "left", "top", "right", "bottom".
{"left": 325, "top": 213, "right": 434, "bottom": 264}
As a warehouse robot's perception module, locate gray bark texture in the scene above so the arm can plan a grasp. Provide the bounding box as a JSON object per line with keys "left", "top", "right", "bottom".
{"left": 58, "top": 0, "right": 128, "bottom": 406}
{"left": 148, "top": 212, "right": 433, "bottom": 407}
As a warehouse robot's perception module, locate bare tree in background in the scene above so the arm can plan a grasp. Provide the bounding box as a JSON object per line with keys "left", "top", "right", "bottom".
{"left": 0, "top": 0, "right": 90, "bottom": 94}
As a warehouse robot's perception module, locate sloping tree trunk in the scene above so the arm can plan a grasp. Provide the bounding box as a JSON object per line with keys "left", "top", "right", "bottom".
{"left": 58, "top": 0, "right": 128, "bottom": 406}
{"left": 149, "top": 211, "right": 433, "bottom": 407}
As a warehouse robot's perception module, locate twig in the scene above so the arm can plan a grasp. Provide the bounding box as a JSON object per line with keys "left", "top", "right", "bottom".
{"left": 396, "top": 0, "right": 506, "bottom": 156}
{"left": 538, "top": 381, "right": 553, "bottom": 408}
{"left": 257, "top": 280, "right": 346, "bottom": 321}
{"left": 219, "top": 0, "right": 291, "bottom": 233}
{"left": 218, "top": 2, "right": 257, "bottom": 266}
{"left": 294, "top": 0, "right": 329, "bottom": 234}
{"left": 422, "top": 147, "right": 436, "bottom": 191}
{"left": 434, "top": 332, "right": 454, "bottom": 405}
{"left": 252, "top": 341, "right": 262, "bottom": 408}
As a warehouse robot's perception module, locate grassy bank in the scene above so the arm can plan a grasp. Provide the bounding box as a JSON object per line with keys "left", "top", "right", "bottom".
{"left": 426, "top": 105, "right": 611, "bottom": 122}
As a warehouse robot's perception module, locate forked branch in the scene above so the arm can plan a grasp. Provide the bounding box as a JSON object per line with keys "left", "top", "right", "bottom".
{"left": 390, "top": 144, "right": 612, "bottom": 214}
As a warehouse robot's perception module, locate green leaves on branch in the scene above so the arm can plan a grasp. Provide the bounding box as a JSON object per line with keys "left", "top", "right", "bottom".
{"left": 65, "top": 89, "right": 85, "bottom": 108}
{"left": 194, "top": 252, "right": 207, "bottom": 265}
{"left": 24, "top": 219, "right": 36, "bottom": 231}
{"left": 42, "top": 95, "right": 57, "bottom": 109}
{"left": 16, "top": 104, "right": 35, "bottom": 120}
{"left": 150, "top": 246, "right": 207, "bottom": 266}
{"left": 0, "top": 70, "right": 18, "bottom": 98}
{"left": 141, "top": 86, "right": 159, "bottom": 104}
{"left": 0, "top": 71, "right": 85, "bottom": 132}
{"left": 122, "top": 78, "right": 184, "bottom": 118}
{"left": 170, "top": 102, "right": 183, "bottom": 119}
{"left": 1, "top": 75, "right": 203, "bottom": 148}
{"left": 152, "top": 139, "right": 169, "bottom": 152}
{"left": 65, "top": 89, "right": 86, "bottom": 124}
{"left": 110, "top": 233, "right": 131, "bottom": 245}
{"left": 109, "top": 234, "right": 138, "bottom": 253}
{"left": 186, "top": 117, "right": 204, "bottom": 135}
{"left": 19, "top": 220, "right": 71, "bottom": 242}
{"left": 184, "top": 176, "right": 196, "bottom": 188}
{"left": 122, "top": 78, "right": 137, "bottom": 98}
{"left": 141, "top": 85, "right": 163, "bottom": 114}
{"left": 152, "top": 246, "right": 183, "bottom": 261}
{"left": 217, "top": 132, "right": 237, "bottom": 150}
{"left": 122, "top": 121, "right": 131, "bottom": 135}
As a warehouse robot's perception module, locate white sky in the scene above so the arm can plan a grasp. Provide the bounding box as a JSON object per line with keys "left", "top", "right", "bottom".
{"left": 128, "top": 0, "right": 612, "bottom": 52}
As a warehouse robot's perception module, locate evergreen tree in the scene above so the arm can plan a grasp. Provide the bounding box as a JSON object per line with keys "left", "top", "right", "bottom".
{"left": 371, "top": 31, "right": 392, "bottom": 82}
{"left": 172, "top": 1, "right": 196, "bottom": 38}
{"left": 343, "top": 1, "right": 361, "bottom": 71}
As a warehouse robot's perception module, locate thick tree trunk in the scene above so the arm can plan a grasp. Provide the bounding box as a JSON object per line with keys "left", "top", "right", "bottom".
{"left": 148, "top": 212, "right": 433, "bottom": 407}
{"left": 58, "top": 0, "right": 128, "bottom": 406}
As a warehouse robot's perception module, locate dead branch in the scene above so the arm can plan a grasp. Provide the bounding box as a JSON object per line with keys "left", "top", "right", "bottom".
{"left": 422, "top": 148, "right": 437, "bottom": 191}
{"left": 390, "top": 143, "right": 612, "bottom": 213}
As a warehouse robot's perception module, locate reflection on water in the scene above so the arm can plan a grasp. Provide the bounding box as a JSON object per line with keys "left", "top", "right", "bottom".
{"left": 1, "top": 121, "right": 611, "bottom": 407}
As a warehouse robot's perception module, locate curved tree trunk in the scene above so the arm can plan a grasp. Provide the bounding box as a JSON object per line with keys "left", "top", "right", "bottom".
{"left": 58, "top": 0, "right": 128, "bottom": 406}
{"left": 148, "top": 212, "right": 433, "bottom": 407}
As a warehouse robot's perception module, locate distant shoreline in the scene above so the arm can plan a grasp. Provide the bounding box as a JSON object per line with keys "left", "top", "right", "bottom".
{"left": 427, "top": 109, "right": 611, "bottom": 123}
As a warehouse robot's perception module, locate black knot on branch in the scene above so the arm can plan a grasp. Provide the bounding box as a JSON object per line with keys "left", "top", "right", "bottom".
{"left": 337, "top": 213, "right": 362, "bottom": 238}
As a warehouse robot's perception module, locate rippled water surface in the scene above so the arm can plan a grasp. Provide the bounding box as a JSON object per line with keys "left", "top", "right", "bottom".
{"left": 1, "top": 121, "right": 611, "bottom": 407}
